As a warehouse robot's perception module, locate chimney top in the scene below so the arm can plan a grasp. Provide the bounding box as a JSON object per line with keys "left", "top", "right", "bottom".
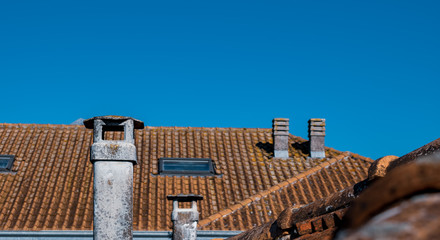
{"left": 308, "top": 118, "right": 326, "bottom": 137}
{"left": 273, "top": 118, "right": 289, "bottom": 121}
{"left": 168, "top": 193, "right": 203, "bottom": 240}
{"left": 83, "top": 115, "right": 144, "bottom": 129}
{"left": 308, "top": 118, "right": 326, "bottom": 158}
{"left": 273, "top": 118, "right": 289, "bottom": 135}
{"left": 273, "top": 118, "right": 290, "bottom": 158}
{"left": 85, "top": 115, "right": 142, "bottom": 163}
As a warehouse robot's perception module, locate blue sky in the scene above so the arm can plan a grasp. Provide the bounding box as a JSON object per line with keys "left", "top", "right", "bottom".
{"left": 1, "top": 1, "right": 439, "bottom": 160}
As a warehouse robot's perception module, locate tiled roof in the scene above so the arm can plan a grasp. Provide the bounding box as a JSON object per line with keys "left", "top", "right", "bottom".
{"left": 227, "top": 165, "right": 370, "bottom": 239}
{"left": 336, "top": 157, "right": 440, "bottom": 239}
{"left": 229, "top": 138, "right": 440, "bottom": 240}
{"left": 367, "top": 137, "right": 440, "bottom": 181}
{"left": 341, "top": 158, "right": 440, "bottom": 231}
{"left": 199, "top": 153, "right": 371, "bottom": 230}
{"left": 0, "top": 123, "right": 372, "bottom": 231}
{"left": 386, "top": 137, "right": 440, "bottom": 172}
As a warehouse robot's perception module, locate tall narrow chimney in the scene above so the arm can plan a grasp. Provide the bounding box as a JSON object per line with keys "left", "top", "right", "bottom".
{"left": 84, "top": 116, "right": 144, "bottom": 240}
{"left": 167, "top": 194, "right": 203, "bottom": 240}
{"left": 308, "top": 118, "right": 326, "bottom": 158}
{"left": 273, "top": 118, "right": 290, "bottom": 158}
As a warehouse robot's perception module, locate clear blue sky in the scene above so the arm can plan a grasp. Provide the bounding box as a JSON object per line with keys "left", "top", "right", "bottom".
{"left": 1, "top": 1, "right": 439, "bottom": 160}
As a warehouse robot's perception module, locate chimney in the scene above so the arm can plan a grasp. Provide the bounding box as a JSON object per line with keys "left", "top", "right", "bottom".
{"left": 84, "top": 115, "right": 144, "bottom": 240}
{"left": 167, "top": 194, "right": 203, "bottom": 240}
{"left": 308, "top": 118, "right": 326, "bottom": 158}
{"left": 273, "top": 118, "right": 289, "bottom": 158}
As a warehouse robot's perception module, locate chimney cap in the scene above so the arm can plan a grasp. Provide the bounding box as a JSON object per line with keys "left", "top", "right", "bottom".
{"left": 308, "top": 118, "right": 326, "bottom": 123}
{"left": 167, "top": 194, "right": 203, "bottom": 202}
{"left": 273, "top": 118, "right": 289, "bottom": 122}
{"left": 83, "top": 115, "right": 144, "bottom": 129}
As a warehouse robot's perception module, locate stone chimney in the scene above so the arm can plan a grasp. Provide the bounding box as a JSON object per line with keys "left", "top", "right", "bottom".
{"left": 273, "top": 118, "right": 290, "bottom": 158}
{"left": 167, "top": 194, "right": 203, "bottom": 240}
{"left": 84, "top": 115, "right": 144, "bottom": 240}
{"left": 308, "top": 118, "right": 326, "bottom": 158}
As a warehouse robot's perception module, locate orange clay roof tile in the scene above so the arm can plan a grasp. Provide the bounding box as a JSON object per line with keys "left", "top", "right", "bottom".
{"left": 0, "top": 123, "right": 372, "bottom": 231}
{"left": 198, "top": 154, "right": 370, "bottom": 230}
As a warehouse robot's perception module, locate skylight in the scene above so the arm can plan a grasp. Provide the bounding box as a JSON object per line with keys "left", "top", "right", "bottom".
{"left": 0, "top": 155, "right": 15, "bottom": 172}
{"left": 159, "top": 158, "right": 215, "bottom": 176}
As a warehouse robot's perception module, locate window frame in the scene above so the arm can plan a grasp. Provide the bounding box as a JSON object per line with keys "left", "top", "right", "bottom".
{"left": 0, "top": 155, "right": 15, "bottom": 172}
{"left": 158, "top": 158, "right": 215, "bottom": 176}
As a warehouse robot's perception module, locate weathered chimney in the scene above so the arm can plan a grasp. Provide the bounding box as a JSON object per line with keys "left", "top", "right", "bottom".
{"left": 167, "top": 194, "right": 203, "bottom": 240}
{"left": 84, "top": 116, "right": 144, "bottom": 240}
{"left": 273, "top": 118, "right": 290, "bottom": 158}
{"left": 308, "top": 118, "right": 326, "bottom": 158}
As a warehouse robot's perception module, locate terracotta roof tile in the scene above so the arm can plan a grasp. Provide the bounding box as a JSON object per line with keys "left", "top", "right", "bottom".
{"left": 0, "top": 123, "right": 371, "bottom": 231}
{"left": 229, "top": 139, "right": 440, "bottom": 240}
{"left": 199, "top": 154, "right": 370, "bottom": 231}
{"left": 333, "top": 149, "right": 440, "bottom": 239}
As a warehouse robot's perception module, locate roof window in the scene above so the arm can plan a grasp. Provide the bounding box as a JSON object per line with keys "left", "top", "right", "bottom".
{"left": 0, "top": 155, "right": 15, "bottom": 172}
{"left": 159, "top": 158, "right": 215, "bottom": 176}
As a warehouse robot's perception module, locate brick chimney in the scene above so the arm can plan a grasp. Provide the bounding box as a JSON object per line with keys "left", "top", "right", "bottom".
{"left": 308, "top": 118, "right": 326, "bottom": 158}
{"left": 273, "top": 118, "right": 290, "bottom": 158}
{"left": 84, "top": 116, "right": 144, "bottom": 240}
{"left": 167, "top": 194, "right": 203, "bottom": 240}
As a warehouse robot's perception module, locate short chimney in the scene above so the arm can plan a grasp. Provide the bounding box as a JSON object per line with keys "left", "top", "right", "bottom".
{"left": 273, "top": 118, "right": 289, "bottom": 158}
{"left": 84, "top": 116, "right": 144, "bottom": 240}
{"left": 308, "top": 118, "right": 326, "bottom": 158}
{"left": 167, "top": 194, "right": 203, "bottom": 240}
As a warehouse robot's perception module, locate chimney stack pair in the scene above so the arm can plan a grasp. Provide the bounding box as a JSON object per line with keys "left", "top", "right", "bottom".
{"left": 272, "top": 118, "right": 326, "bottom": 159}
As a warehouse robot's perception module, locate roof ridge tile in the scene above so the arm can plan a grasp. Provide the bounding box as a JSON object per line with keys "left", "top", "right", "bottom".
{"left": 144, "top": 125, "right": 272, "bottom": 131}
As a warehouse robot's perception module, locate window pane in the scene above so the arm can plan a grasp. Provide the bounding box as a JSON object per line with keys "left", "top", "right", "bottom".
{"left": 163, "top": 160, "right": 210, "bottom": 172}
{"left": 0, "top": 160, "right": 8, "bottom": 168}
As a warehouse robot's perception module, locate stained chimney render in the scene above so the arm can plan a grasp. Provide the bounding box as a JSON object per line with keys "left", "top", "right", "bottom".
{"left": 167, "top": 194, "right": 203, "bottom": 240}
{"left": 84, "top": 116, "right": 144, "bottom": 240}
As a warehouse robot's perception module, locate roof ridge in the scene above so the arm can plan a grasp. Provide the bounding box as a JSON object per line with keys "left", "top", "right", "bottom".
{"left": 0, "top": 123, "right": 85, "bottom": 128}
{"left": 0, "top": 123, "right": 273, "bottom": 131}
{"left": 197, "top": 153, "right": 349, "bottom": 228}
{"left": 145, "top": 126, "right": 271, "bottom": 131}
{"left": 345, "top": 151, "right": 374, "bottom": 163}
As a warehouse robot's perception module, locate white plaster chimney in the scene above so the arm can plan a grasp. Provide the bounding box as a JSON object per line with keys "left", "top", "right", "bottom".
{"left": 167, "top": 194, "right": 203, "bottom": 240}
{"left": 308, "top": 118, "right": 326, "bottom": 158}
{"left": 273, "top": 118, "right": 290, "bottom": 158}
{"left": 84, "top": 116, "right": 144, "bottom": 240}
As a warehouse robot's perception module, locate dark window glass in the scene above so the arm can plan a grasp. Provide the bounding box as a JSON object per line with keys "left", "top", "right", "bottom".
{"left": 159, "top": 158, "right": 215, "bottom": 176}
{"left": 0, "top": 155, "right": 14, "bottom": 171}
{"left": 0, "top": 160, "right": 8, "bottom": 168}
{"left": 162, "top": 159, "right": 210, "bottom": 171}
